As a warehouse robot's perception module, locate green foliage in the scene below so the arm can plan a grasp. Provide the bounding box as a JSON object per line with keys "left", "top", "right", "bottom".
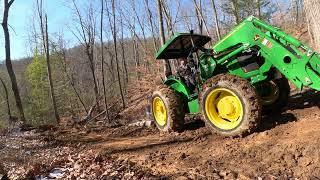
{"left": 25, "top": 49, "right": 52, "bottom": 124}
{"left": 25, "top": 47, "right": 78, "bottom": 125}
{"left": 26, "top": 51, "right": 48, "bottom": 90}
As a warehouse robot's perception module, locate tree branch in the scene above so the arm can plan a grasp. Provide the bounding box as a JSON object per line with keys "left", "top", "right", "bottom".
{"left": 8, "top": 0, "right": 15, "bottom": 8}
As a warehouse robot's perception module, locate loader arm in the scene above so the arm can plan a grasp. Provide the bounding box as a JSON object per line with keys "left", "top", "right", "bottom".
{"left": 211, "top": 16, "right": 320, "bottom": 91}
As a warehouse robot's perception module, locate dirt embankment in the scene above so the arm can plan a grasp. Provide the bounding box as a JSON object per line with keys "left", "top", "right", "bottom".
{"left": 0, "top": 90, "right": 320, "bottom": 179}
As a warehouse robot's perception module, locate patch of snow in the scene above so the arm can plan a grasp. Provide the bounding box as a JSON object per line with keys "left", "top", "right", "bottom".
{"left": 48, "top": 168, "right": 65, "bottom": 179}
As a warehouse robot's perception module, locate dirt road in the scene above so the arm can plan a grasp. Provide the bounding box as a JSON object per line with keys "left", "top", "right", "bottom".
{"left": 1, "top": 90, "right": 320, "bottom": 179}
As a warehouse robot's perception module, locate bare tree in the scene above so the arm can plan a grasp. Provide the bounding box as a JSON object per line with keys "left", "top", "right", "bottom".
{"left": 100, "top": 0, "right": 110, "bottom": 121}
{"left": 120, "top": 17, "right": 129, "bottom": 84}
{"left": 118, "top": 7, "right": 146, "bottom": 51}
{"left": 291, "top": 0, "right": 300, "bottom": 23}
{"left": 130, "top": 0, "right": 152, "bottom": 72}
{"left": 160, "top": 0, "right": 175, "bottom": 36}
{"left": 45, "top": 15, "right": 60, "bottom": 123}
{"left": 231, "top": 0, "right": 240, "bottom": 24}
{"left": 192, "top": 0, "right": 210, "bottom": 36}
{"left": 107, "top": 0, "right": 126, "bottom": 109}
{"left": 132, "top": 30, "right": 140, "bottom": 80}
{"left": 122, "top": 5, "right": 142, "bottom": 80}
{"left": 0, "top": 77, "right": 11, "bottom": 119}
{"left": 211, "top": 0, "right": 221, "bottom": 40}
{"left": 1, "top": 0, "right": 26, "bottom": 123}
{"left": 304, "top": 0, "right": 320, "bottom": 51}
{"left": 157, "top": 0, "right": 172, "bottom": 77}
{"left": 180, "top": 7, "right": 194, "bottom": 32}
{"left": 160, "top": 0, "right": 181, "bottom": 74}
{"left": 104, "top": 40, "right": 115, "bottom": 82}
{"left": 193, "top": 0, "right": 203, "bottom": 34}
{"left": 256, "top": 0, "right": 262, "bottom": 19}
{"left": 306, "top": 18, "right": 314, "bottom": 46}
{"left": 36, "top": 0, "right": 60, "bottom": 123}
{"left": 71, "top": 0, "right": 100, "bottom": 107}
{"left": 131, "top": 0, "right": 147, "bottom": 48}
{"left": 58, "top": 41, "right": 88, "bottom": 114}
{"left": 144, "top": 0, "right": 158, "bottom": 53}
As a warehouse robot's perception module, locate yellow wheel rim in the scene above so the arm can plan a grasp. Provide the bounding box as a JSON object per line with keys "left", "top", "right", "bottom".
{"left": 152, "top": 97, "right": 167, "bottom": 126}
{"left": 205, "top": 88, "right": 244, "bottom": 130}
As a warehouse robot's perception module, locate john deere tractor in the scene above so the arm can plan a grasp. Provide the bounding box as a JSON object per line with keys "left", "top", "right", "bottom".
{"left": 151, "top": 16, "right": 320, "bottom": 136}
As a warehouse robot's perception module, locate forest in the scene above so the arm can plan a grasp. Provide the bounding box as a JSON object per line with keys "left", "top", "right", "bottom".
{"left": 0, "top": 0, "right": 315, "bottom": 127}
{"left": 1, "top": 0, "right": 320, "bottom": 179}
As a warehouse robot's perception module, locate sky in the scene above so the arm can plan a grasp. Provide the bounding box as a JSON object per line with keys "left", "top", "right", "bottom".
{"left": 0, "top": 0, "right": 152, "bottom": 61}
{"left": 0, "top": 0, "right": 290, "bottom": 61}
{"left": 0, "top": 0, "right": 76, "bottom": 60}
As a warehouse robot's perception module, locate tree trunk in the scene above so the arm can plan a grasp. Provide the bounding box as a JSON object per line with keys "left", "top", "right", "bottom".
{"left": 304, "top": 0, "right": 320, "bottom": 51}
{"left": 256, "top": 0, "right": 262, "bottom": 19}
{"left": 307, "top": 18, "right": 314, "bottom": 46}
{"left": 100, "top": 0, "right": 110, "bottom": 122}
{"left": 231, "top": 0, "right": 240, "bottom": 24}
{"left": 131, "top": 0, "right": 150, "bottom": 72}
{"left": 60, "top": 45, "right": 88, "bottom": 113}
{"left": 194, "top": 0, "right": 203, "bottom": 34}
{"left": 71, "top": 0, "right": 99, "bottom": 108}
{"left": 1, "top": 0, "right": 26, "bottom": 123}
{"left": 0, "top": 77, "right": 11, "bottom": 119}
{"left": 44, "top": 15, "right": 60, "bottom": 123}
{"left": 192, "top": 0, "right": 210, "bottom": 36}
{"left": 131, "top": 0, "right": 147, "bottom": 48}
{"left": 110, "top": 0, "right": 125, "bottom": 109}
{"left": 120, "top": 17, "right": 129, "bottom": 84}
{"left": 144, "top": 0, "right": 158, "bottom": 53}
{"left": 105, "top": 44, "right": 115, "bottom": 82}
{"left": 37, "top": 0, "right": 60, "bottom": 123}
{"left": 88, "top": 39, "right": 99, "bottom": 109}
{"left": 157, "top": 0, "right": 172, "bottom": 77}
{"left": 70, "top": 75, "right": 88, "bottom": 113}
{"left": 211, "top": 0, "right": 221, "bottom": 40}
{"left": 291, "top": 0, "right": 300, "bottom": 23}
{"left": 132, "top": 33, "right": 140, "bottom": 80}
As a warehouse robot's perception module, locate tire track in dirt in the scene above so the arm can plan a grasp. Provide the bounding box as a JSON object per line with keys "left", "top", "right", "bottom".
{"left": 93, "top": 90, "right": 320, "bottom": 179}
{"left": 2, "top": 90, "right": 318, "bottom": 179}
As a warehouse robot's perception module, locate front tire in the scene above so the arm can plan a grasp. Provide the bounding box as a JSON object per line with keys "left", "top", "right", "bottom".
{"left": 200, "top": 74, "right": 262, "bottom": 137}
{"left": 151, "top": 87, "right": 185, "bottom": 132}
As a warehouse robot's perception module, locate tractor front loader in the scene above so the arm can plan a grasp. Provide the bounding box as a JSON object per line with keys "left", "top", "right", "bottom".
{"left": 151, "top": 16, "right": 320, "bottom": 136}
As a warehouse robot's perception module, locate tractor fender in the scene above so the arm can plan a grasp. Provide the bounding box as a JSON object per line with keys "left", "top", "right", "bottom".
{"left": 164, "top": 77, "right": 191, "bottom": 99}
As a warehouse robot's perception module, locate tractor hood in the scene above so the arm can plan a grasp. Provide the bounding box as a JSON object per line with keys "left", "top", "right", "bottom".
{"left": 155, "top": 33, "right": 211, "bottom": 59}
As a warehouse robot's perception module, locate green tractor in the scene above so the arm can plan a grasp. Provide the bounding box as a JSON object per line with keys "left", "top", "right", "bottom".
{"left": 151, "top": 16, "right": 320, "bottom": 136}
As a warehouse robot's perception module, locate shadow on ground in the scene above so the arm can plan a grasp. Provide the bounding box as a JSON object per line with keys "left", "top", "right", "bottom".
{"left": 258, "top": 89, "right": 319, "bottom": 132}
{"left": 184, "top": 119, "right": 205, "bottom": 131}
{"left": 182, "top": 89, "right": 320, "bottom": 134}
{"left": 287, "top": 89, "right": 320, "bottom": 110}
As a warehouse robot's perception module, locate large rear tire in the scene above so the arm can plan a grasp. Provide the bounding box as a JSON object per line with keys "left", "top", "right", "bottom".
{"left": 200, "top": 74, "right": 262, "bottom": 137}
{"left": 151, "top": 87, "right": 185, "bottom": 132}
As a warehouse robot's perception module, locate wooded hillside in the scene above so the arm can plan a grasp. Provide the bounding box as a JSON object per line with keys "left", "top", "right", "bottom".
{"left": 1, "top": 0, "right": 314, "bottom": 127}
{"left": 1, "top": 0, "right": 320, "bottom": 179}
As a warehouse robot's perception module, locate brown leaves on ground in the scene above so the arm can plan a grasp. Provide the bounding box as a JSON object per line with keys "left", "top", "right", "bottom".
{"left": 1, "top": 90, "right": 320, "bottom": 179}
{"left": 0, "top": 126, "right": 160, "bottom": 179}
